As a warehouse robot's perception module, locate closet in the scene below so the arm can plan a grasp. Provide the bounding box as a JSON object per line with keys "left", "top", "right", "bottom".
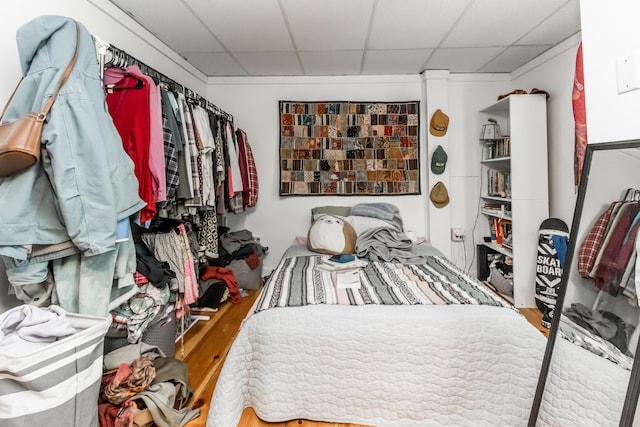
{"left": 97, "top": 42, "right": 260, "bottom": 347}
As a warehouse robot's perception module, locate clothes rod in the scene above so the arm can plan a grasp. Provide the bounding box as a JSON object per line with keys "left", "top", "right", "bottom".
{"left": 104, "top": 44, "right": 233, "bottom": 122}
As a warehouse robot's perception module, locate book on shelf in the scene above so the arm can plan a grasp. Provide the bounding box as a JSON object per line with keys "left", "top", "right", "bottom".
{"left": 495, "top": 137, "right": 511, "bottom": 157}
{"left": 489, "top": 217, "right": 512, "bottom": 246}
{"left": 481, "top": 137, "right": 511, "bottom": 159}
{"left": 486, "top": 170, "right": 511, "bottom": 198}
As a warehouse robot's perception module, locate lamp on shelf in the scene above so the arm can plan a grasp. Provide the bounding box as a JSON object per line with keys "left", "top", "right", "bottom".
{"left": 480, "top": 118, "right": 502, "bottom": 140}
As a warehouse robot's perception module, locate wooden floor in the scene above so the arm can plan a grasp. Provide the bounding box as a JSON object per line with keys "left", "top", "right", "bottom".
{"left": 180, "top": 290, "right": 548, "bottom": 427}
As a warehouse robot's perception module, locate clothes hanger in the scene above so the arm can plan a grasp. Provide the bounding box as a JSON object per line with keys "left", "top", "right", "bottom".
{"left": 105, "top": 74, "right": 145, "bottom": 92}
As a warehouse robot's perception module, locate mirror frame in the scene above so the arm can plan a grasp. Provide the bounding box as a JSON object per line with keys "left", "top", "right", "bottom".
{"left": 528, "top": 139, "right": 640, "bottom": 426}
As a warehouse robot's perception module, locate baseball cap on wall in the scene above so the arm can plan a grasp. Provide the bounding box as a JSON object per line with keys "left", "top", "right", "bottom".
{"left": 431, "top": 145, "right": 448, "bottom": 174}
{"left": 429, "top": 109, "right": 449, "bottom": 137}
{"left": 429, "top": 181, "right": 450, "bottom": 208}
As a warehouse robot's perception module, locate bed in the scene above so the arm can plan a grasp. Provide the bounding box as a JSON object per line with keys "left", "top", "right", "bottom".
{"left": 206, "top": 208, "right": 548, "bottom": 427}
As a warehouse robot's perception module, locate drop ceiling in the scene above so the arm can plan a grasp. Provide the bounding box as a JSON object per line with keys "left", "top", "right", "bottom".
{"left": 108, "top": 0, "right": 581, "bottom": 77}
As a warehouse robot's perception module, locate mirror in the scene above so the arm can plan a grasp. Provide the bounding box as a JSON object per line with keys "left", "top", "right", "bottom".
{"left": 529, "top": 140, "right": 640, "bottom": 427}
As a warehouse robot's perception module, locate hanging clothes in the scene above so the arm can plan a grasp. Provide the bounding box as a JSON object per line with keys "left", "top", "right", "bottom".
{"left": 0, "top": 16, "right": 144, "bottom": 256}
{"left": 209, "top": 114, "right": 226, "bottom": 186}
{"left": 160, "top": 88, "right": 180, "bottom": 201}
{"left": 236, "top": 128, "right": 259, "bottom": 209}
{"left": 235, "top": 129, "right": 251, "bottom": 210}
{"left": 140, "top": 225, "right": 198, "bottom": 318}
{"left": 0, "top": 16, "right": 144, "bottom": 316}
{"left": 51, "top": 235, "right": 137, "bottom": 317}
{"left": 245, "top": 139, "right": 259, "bottom": 208}
{"left": 588, "top": 202, "right": 633, "bottom": 279}
{"left": 171, "top": 92, "right": 194, "bottom": 202}
{"left": 177, "top": 94, "right": 200, "bottom": 205}
{"left": 141, "top": 72, "right": 167, "bottom": 206}
{"left": 215, "top": 117, "right": 229, "bottom": 216}
{"left": 192, "top": 104, "right": 217, "bottom": 207}
{"left": 594, "top": 203, "right": 640, "bottom": 295}
{"left": 225, "top": 120, "right": 244, "bottom": 195}
{"left": 104, "top": 65, "right": 156, "bottom": 223}
{"left": 578, "top": 201, "right": 624, "bottom": 278}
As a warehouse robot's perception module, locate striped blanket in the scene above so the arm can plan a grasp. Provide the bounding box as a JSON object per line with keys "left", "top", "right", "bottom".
{"left": 254, "top": 255, "right": 509, "bottom": 313}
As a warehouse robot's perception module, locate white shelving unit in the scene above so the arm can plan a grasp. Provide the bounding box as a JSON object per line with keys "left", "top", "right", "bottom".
{"left": 478, "top": 94, "right": 549, "bottom": 308}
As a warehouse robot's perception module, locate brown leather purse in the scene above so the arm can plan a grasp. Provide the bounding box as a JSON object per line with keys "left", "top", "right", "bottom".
{"left": 0, "top": 20, "right": 80, "bottom": 178}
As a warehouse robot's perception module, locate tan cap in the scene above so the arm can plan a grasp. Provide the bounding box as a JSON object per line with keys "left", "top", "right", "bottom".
{"left": 429, "top": 181, "right": 450, "bottom": 208}
{"left": 430, "top": 109, "right": 449, "bottom": 137}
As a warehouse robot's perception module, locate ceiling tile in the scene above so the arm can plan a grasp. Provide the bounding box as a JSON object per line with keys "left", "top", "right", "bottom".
{"left": 368, "top": 0, "right": 470, "bottom": 49}
{"left": 108, "top": 0, "right": 581, "bottom": 76}
{"left": 517, "top": 0, "right": 581, "bottom": 45}
{"left": 233, "top": 52, "right": 303, "bottom": 75}
{"left": 478, "top": 45, "right": 552, "bottom": 72}
{"left": 182, "top": 52, "right": 247, "bottom": 76}
{"left": 363, "top": 49, "right": 433, "bottom": 75}
{"left": 185, "top": 0, "right": 294, "bottom": 51}
{"left": 280, "top": 0, "right": 375, "bottom": 50}
{"left": 109, "top": 0, "right": 225, "bottom": 52}
{"left": 299, "top": 51, "right": 363, "bottom": 75}
{"left": 442, "top": 0, "right": 567, "bottom": 47}
{"left": 425, "top": 47, "right": 506, "bottom": 72}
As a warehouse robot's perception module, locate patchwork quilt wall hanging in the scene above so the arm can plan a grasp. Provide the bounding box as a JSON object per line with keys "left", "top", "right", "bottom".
{"left": 279, "top": 100, "right": 421, "bottom": 196}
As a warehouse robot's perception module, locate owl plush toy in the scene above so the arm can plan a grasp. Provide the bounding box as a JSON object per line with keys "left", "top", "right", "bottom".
{"left": 307, "top": 214, "right": 357, "bottom": 255}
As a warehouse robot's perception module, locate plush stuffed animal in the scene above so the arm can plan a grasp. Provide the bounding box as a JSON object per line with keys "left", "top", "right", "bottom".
{"left": 307, "top": 214, "right": 357, "bottom": 255}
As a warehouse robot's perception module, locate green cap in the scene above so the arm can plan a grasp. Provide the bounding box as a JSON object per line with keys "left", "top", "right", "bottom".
{"left": 431, "top": 145, "right": 447, "bottom": 174}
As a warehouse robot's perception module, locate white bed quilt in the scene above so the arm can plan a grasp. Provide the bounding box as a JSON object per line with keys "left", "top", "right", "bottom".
{"left": 536, "top": 338, "right": 631, "bottom": 427}
{"left": 207, "top": 304, "right": 547, "bottom": 427}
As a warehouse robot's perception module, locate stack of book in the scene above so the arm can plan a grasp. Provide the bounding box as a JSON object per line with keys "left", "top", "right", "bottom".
{"left": 482, "top": 202, "right": 510, "bottom": 217}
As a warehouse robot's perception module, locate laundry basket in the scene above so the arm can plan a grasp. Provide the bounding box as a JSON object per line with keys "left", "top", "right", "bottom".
{"left": 0, "top": 307, "right": 111, "bottom": 427}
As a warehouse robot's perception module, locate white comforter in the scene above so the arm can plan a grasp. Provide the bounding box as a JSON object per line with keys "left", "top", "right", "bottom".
{"left": 207, "top": 304, "right": 547, "bottom": 427}
{"left": 536, "top": 338, "right": 631, "bottom": 427}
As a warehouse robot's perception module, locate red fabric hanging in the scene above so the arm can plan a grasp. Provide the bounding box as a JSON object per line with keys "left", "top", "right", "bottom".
{"left": 573, "top": 42, "right": 588, "bottom": 191}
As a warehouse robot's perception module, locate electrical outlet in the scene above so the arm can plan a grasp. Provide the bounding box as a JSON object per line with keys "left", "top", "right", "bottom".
{"left": 451, "top": 228, "right": 464, "bottom": 241}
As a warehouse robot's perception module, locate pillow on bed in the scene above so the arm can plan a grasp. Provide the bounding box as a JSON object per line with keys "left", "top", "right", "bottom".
{"left": 307, "top": 214, "right": 357, "bottom": 255}
{"left": 311, "top": 205, "right": 352, "bottom": 221}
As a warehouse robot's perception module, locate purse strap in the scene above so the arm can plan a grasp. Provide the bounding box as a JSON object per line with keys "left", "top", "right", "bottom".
{"left": 0, "top": 19, "right": 80, "bottom": 121}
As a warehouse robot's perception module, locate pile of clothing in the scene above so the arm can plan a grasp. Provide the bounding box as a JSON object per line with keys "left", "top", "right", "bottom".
{"left": 99, "top": 344, "right": 199, "bottom": 427}
{"left": 487, "top": 253, "right": 514, "bottom": 296}
{"left": 198, "top": 227, "right": 269, "bottom": 306}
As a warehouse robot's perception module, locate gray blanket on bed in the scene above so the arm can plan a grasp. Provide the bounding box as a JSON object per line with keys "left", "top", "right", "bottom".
{"left": 356, "top": 227, "right": 428, "bottom": 264}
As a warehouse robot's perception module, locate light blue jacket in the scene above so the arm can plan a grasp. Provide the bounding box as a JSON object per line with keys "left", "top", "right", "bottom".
{"left": 0, "top": 16, "right": 145, "bottom": 257}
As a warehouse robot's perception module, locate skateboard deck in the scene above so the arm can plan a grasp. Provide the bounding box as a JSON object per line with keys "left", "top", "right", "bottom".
{"left": 535, "top": 218, "right": 569, "bottom": 328}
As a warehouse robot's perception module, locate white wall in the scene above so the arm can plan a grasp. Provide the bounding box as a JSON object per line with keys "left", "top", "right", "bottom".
{"left": 0, "top": 0, "right": 209, "bottom": 312}
{"left": 445, "top": 74, "right": 511, "bottom": 272}
{"left": 206, "top": 75, "right": 429, "bottom": 271}
{"left": 206, "top": 39, "right": 580, "bottom": 274}
{"left": 580, "top": 1, "right": 640, "bottom": 144}
{"left": 511, "top": 34, "right": 582, "bottom": 229}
